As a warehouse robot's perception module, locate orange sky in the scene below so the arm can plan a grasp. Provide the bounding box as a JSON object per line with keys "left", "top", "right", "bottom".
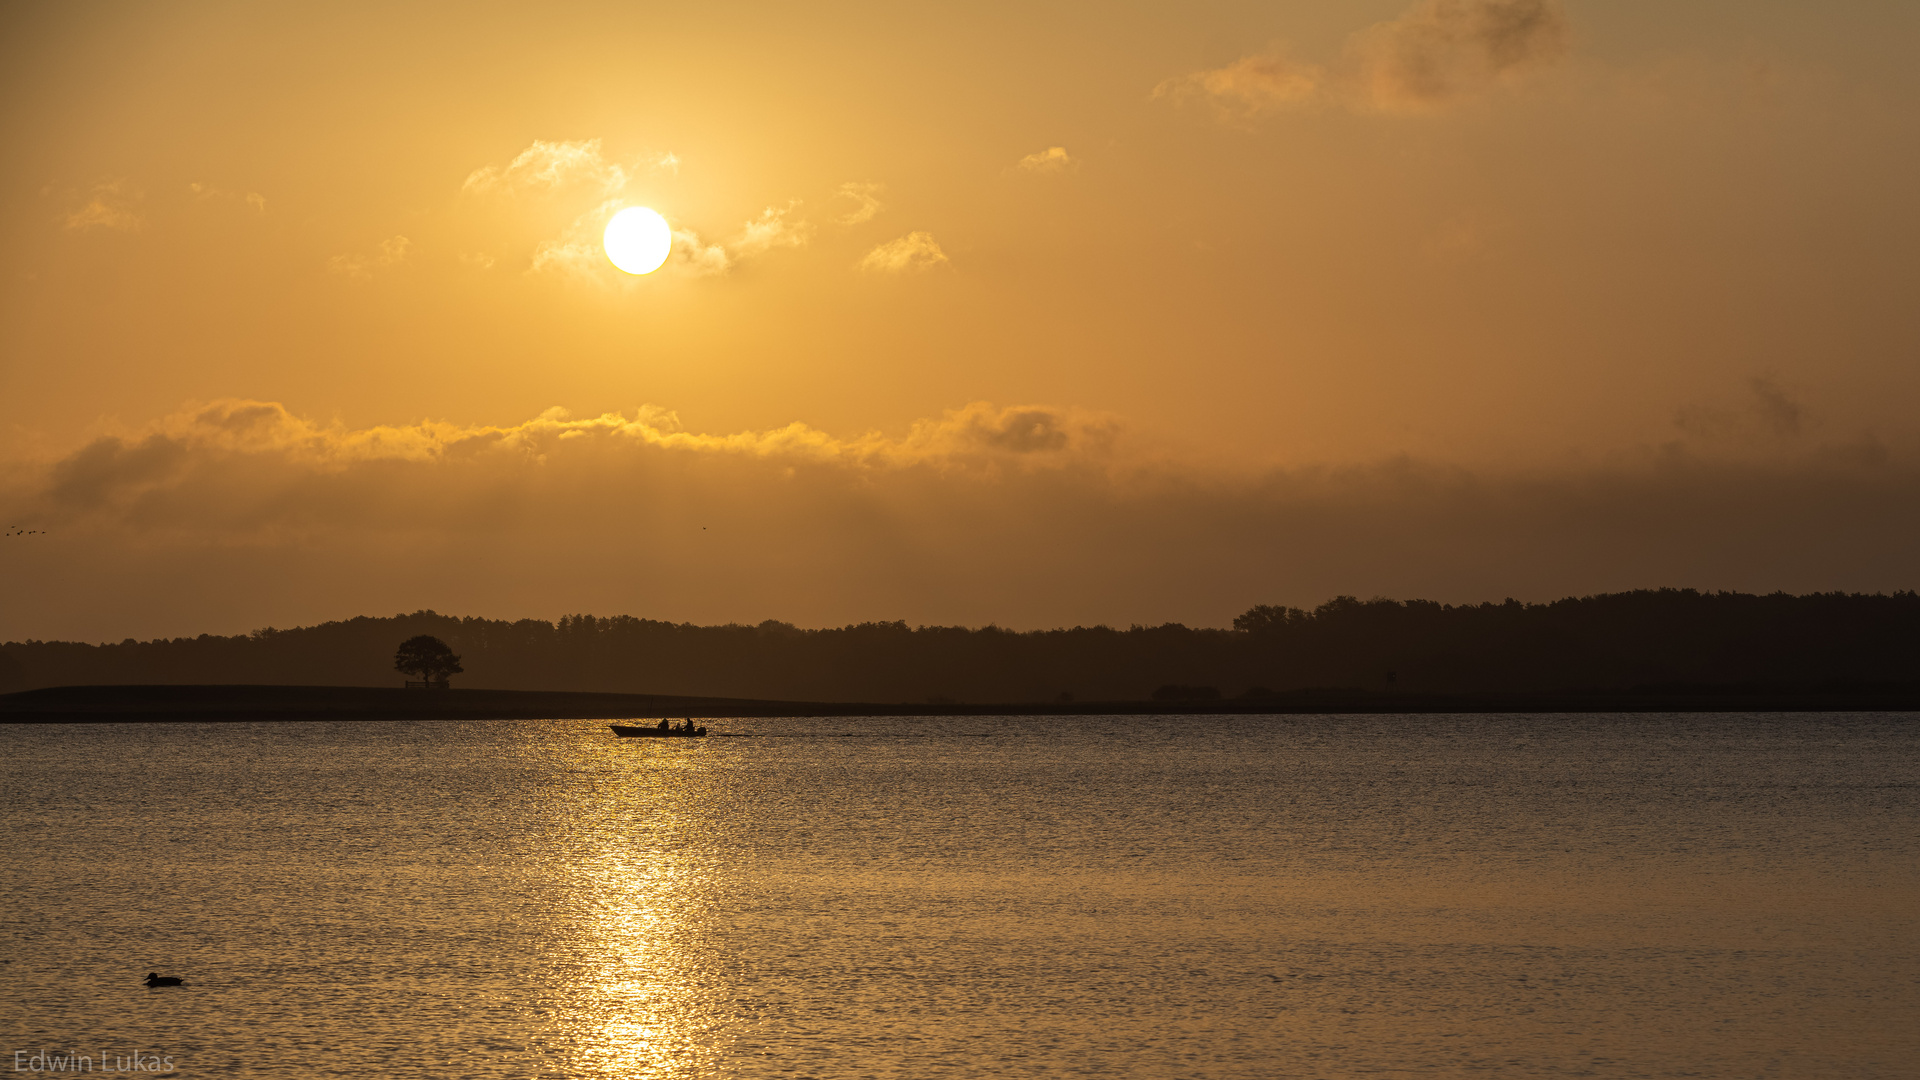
{"left": 3, "top": 1, "right": 1917, "bottom": 640}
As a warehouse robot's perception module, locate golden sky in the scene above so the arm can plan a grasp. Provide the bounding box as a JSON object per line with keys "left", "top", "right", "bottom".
{"left": 3, "top": 0, "right": 1917, "bottom": 640}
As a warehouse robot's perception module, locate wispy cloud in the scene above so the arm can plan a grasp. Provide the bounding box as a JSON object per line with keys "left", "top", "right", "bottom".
{"left": 461, "top": 139, "right": 674, "bottom": 198}
{"left": 467, "top": 140, "right": 812, "bottom": 281}
{"left": 1015, "top": 147, "right": 1076, "bottom": 174}
{"left": 64, "top": 180, "right": 143, "bottom": 231}
{"left": 189, "top": 182, "right": 266, "bottom": 213}
{"left": 526, "top": 206, "right": 786, "bottom": 281}
{"left": 1157, "top": 0, "right": 1568, "bottom": 118}
{"left": 670, "top": 228, "right": 731, "bottom": 277}
{"left": 733, "top": 202, "right": 813, "bottom": 257}
{"left": 526, "top": 207, "right": 618, "bottom": 280}
{"left": 328, "top": 236, "right": 411, "bottom": 279}
{"left": 1351, "top": 0, "right": 1569, "bottom": 111}
{"left": 834, "top": 182, "right": 884, "bottom": 225}
{"left": 859, "top": 232, "right": 949, "bottom": 274}
{"left": 1155, "top": 53, "right": 1325, "bottom": 115}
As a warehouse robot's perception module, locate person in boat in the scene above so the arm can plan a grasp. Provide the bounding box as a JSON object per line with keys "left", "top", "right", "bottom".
{"left": 657, "top": 718, "right": 669, "bottom": 731}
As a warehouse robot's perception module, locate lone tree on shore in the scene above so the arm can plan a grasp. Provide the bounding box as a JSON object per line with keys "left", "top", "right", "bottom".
{"left": 394, "top": 635, "right": 463, "bottom": 686}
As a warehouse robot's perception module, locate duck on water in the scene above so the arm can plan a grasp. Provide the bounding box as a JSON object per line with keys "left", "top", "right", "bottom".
{"left": 610, "top": 718, "right": 707, "bottom": 738}
{"left": 144, "top": 973, "right": 184, "bottom": 987}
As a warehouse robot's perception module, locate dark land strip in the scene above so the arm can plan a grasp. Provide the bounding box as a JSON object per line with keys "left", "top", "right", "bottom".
{"left": 3, "top": 683, "right": 1919, "bottom": 723}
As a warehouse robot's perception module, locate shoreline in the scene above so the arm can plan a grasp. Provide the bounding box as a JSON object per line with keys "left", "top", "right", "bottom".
{"left": 3, "top": 683, "right": 1918, "bottom": 722}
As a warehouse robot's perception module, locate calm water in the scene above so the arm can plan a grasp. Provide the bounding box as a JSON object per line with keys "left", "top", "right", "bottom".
{"left": 2, "top": 713, "right": 1916, "bottom": 1079}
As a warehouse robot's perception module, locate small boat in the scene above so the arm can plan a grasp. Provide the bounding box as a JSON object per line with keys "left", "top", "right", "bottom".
{"left": 610, "top": 723, "right": 708, "bottom": 738}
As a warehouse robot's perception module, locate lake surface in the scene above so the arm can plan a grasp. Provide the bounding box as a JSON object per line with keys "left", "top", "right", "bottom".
{"left": 3, "top": 713, "right": 1916, "bottom": 1078}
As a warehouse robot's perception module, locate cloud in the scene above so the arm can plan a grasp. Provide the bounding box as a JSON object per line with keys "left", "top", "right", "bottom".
{"left": 465, "top": 140, "right": 611, "bottom": 198}
{"left": 47, "top": 398, "right": 1102, "bottom": 479}
{"left": 526, "top": 206, "right": 616, "bottom": 280}
{"left": 733, "top": 202, "right": 813, "bottom": 257}
{"left": 834, "top": 182, "right": 884, "bottom": 225}
{"left": 64, "top": 180, "right": 143, "bottom": 231}
{"left": 327, "top": 236, "right": 411, "bottom": 279}
{"left": 670, "top": 228, "right": 732, "bottom": 276}
{"left": 860, "top": 232, "right": 949, "bottom": 274}
{"left": 464, "top": 140, "right": 680, "bottom": 199}
{"left": 1350, "top": 0, "right": 1569, "bottom": 111}
{"left": 189, "top": 182, "right": 266, "bottom": 213}
{"left": 528, "top": 208, "right": 741, "bottom": 281}
{"left": 1157, "top": 0, "right": 1567, "bottom": 118}
{"left": 20, "top": 398, "right": 1112, "bottom": 527}
{"left": 1154, "top": 54, "right": 1326, "bottom": 114}
{"left": 5, "top": 398, "right": 1916, "bottom": 640}
{"left": 1674, "top": 378, "right": 1812, "bottom": 444}
{"left": 463, "top": 138, "right": 811, "bottom": 281}
{"left": 1015, "top": 147, "right": 1076, "bottom": 174}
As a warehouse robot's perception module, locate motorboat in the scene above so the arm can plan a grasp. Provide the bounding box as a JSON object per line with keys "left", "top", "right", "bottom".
{"left": 610, "top": 723, "right": 707, "bottom": 738}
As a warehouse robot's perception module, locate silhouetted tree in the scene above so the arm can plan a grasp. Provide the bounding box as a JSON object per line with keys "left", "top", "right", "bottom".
{"left": 394, "top": 635, "right": 463, "bottom": 686}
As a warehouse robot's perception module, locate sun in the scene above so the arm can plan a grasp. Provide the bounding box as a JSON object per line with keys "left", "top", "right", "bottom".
{"left": 603, "top": 207, "right": 672, "bottom": 275}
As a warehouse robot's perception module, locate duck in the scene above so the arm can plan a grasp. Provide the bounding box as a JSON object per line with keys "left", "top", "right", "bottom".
{"left": 144, "top": 973, "right": 183, "bottom": 987}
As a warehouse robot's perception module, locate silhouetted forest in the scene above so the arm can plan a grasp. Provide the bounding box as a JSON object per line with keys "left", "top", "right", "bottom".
{"left": 2, "top": 589, "right": 1917, "bottom": 702}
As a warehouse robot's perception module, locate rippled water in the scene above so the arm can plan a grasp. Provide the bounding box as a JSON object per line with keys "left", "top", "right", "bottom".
{"left": 3, "top": 713, "right": 1917, "bottom": 1078}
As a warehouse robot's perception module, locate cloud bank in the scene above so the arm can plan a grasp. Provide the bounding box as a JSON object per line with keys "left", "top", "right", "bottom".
{"left": 2, "top": 398, "right": 1914, "bottom": 642}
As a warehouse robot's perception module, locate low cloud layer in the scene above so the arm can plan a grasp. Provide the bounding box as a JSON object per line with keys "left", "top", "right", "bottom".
{"left": 1158, "top": 0, "right": 1569, "bottom": 117}
{"left": 2, "top": 399, "right": 1913, "bottom": 642}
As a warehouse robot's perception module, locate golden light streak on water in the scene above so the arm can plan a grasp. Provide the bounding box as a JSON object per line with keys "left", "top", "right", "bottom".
{"left": 554, "top": 742, "right": 736, "bottom": 1078}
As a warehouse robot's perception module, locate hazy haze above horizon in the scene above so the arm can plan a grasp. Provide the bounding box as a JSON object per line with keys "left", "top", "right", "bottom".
{"left": 3, "top": 0, "right": 1917, "bottom": 641}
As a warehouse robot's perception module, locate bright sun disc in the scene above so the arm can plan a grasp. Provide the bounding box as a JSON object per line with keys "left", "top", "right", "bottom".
{"left": 603, "top": 207, "right": 671, "bottom": 275}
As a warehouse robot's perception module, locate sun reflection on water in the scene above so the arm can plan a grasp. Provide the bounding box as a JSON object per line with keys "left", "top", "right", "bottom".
{"left": 548, "top": 742, "right": 736, "bottom": 1078}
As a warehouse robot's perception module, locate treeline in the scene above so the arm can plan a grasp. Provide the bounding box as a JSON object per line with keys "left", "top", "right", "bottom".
{"left": 2, "top": 589, "right": 1917, "bottom": 702}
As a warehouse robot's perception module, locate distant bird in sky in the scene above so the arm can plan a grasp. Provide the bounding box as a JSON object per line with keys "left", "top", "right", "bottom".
{"left": 144, "top": 972, "right": 184, "bottom": 987}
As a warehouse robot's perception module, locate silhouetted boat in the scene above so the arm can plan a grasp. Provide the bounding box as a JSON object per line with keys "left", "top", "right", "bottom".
{"left": 610, "top": 724, "right": 707, "bottom": 738}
